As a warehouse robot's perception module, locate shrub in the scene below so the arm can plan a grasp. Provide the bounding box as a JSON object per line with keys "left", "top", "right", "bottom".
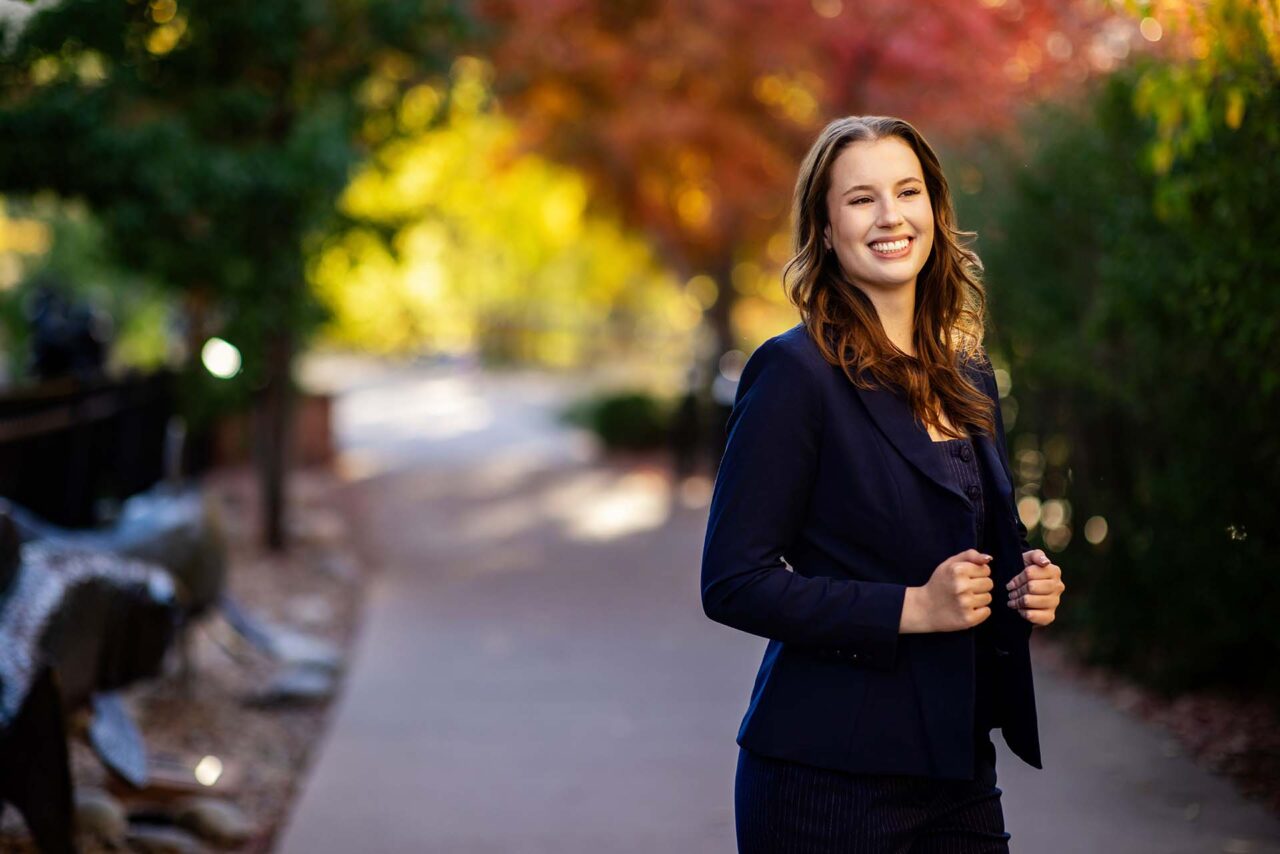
{"left": 560, "top": 389, "right": 672, "bottom": 451}
{"left": 966, "top": 55, "right": 1280, "bottom": 700}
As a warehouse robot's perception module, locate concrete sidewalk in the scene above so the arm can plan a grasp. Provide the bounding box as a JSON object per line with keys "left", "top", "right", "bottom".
{"left": 277, "top": 364, "right": 1280, "bottom": 853}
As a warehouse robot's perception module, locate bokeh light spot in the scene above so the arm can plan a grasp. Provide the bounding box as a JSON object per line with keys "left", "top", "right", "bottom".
{"left": 1084, "top": 515, "right": 1108, "bottom": 545}
{"left": 201, "top": 337, "right": 242, "bottom": 379}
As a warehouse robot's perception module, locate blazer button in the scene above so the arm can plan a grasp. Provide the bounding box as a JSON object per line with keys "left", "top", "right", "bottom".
{"left": 957, "top": 444, "right": 973, "bottom": 462}
{"left": 966, "top": 484, "right": 981, "bottom": 500}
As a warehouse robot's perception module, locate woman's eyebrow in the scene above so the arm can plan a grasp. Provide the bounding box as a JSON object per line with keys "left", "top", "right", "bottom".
{"left": 842, "top": 176, "right": 923, "bottom": 195}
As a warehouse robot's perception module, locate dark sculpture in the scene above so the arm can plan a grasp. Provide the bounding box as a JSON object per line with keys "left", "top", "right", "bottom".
{"left": 24, "top": 278, "right": 109, "bottom": 383}
{"left": 0, "top": 485, "right": 227, "bottom": 618}
{"left": 0, "top": 516, "right": 180, "bottom": 853}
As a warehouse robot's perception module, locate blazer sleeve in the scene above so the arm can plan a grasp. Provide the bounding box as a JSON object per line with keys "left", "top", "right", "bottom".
{"left": 700, "top": 336, "right": 907, "bottom": 671}
{"left": 973, "top": 347, "right": 1033, "bottom": 555}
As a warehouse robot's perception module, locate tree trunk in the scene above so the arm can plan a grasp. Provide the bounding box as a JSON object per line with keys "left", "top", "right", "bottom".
{"left": 254, "top": 329, "right": 295, "bottom": 552}
{"left": 699, "top": 258, "right": 739, "bottom": 472}
{"left": 704, "top": 258, "right": 737, "bottom": 367}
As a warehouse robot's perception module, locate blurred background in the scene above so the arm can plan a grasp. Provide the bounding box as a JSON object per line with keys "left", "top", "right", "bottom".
{"left": 0, "top": 0, "right": 1277, "bottom": 851}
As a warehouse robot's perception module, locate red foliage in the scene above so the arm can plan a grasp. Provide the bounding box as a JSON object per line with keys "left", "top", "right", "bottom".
{"left": 475, "top": 0, "right": 1107, "bottom": 286}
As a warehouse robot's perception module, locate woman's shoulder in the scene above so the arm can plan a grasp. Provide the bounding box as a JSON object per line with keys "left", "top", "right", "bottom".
{"left": 748, "top": 323, "right": 830, "bottom": 379}
{"left": 758, "top": 325, "right": 994, "bottom": 382}
{"left": 957, "top": 344, "right": 998, "bottom": 397}
{"left": 735, "top": 323, "right": 832, "bottom": 411}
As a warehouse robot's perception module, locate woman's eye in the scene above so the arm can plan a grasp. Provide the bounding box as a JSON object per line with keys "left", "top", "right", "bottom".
{"left": 850, "top": 189, "right": 920, "bottom": 205}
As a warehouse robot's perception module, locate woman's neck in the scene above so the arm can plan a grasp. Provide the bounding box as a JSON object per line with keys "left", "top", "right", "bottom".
{"left": 854, "top": 279, "right": 916, "bottom": 357}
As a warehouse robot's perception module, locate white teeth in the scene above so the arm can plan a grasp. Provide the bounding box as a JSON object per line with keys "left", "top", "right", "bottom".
{"left": 870, "top": 238, "right": 910, "bottom": 253}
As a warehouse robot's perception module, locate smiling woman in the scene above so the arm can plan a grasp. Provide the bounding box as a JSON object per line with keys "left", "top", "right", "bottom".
{"left": 786, "top": 117, "right": 1000, "bottom": 445}
{"left": 701, "top": 115, "right": 1066, "bottom": 853}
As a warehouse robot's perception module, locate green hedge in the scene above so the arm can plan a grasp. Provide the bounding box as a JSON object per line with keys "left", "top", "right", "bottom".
{"left": 560, "top": 389, "right": 674, "bottom": 451}
{"left": 965, "top": 57, "right": 1280, "bottom": 700}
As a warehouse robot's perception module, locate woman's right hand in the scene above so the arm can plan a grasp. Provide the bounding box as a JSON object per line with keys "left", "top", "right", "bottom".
{"left": 900, "top": 549, "right": 995, "bottom": 633}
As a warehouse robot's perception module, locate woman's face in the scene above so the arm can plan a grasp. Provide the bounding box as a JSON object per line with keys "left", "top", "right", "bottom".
{"left": 823, "top": 137, "right": 935, "bottom": 297}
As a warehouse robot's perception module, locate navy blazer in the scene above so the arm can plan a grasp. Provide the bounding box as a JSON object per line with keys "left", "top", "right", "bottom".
{"left": 701, "top": 322, "right": 1042, "bottom": 781}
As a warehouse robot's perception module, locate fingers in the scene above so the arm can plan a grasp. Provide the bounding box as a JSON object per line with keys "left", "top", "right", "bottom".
{"left": 966, "top": 585, "right": 993, "bottom": 604}
{"left": 953, "top": 550, "right": 993, "bottom": 578}
{"left": 1007, "top": 565, "right": 1065, "bottom": 597}
{"left": 970, "top": 605, "right": 992, "bottom": 626}
{"left": 1008, "top": 573, "right": 1065, "bottom": 603}
{"left": 1022, "top": 548, "right": 1051, "bottom": 568}
{"left": 1008, "top": 551, "right": 1063, "bottom": 626}
{"left": 1007, "top": 561, "right": 1064, "bottom": 624}
{"left": 1007, "top": 591, "right": 1056, "bottom": 609}
{"left": 1013, "top": 606, "right": 1056, "bottom": 627}
{"left": 1007, "top": 577, "right": 1062, "bottom": 596}
{"left": 955, "top": 562, "right": 992, "bottom": 581}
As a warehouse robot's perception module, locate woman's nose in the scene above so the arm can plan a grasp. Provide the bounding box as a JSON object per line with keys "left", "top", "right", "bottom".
{"left": 877, "top": 204, "right": 904, "bottom": 227}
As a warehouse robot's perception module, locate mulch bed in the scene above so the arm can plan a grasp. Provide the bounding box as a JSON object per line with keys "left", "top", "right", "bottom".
{"left": 0, "top": 463, "right": 370, "bottom": 853}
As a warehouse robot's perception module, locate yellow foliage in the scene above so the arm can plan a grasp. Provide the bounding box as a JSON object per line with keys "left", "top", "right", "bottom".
{"left": 684, "top": 275, "right": 718, "bottom": 310}
{"left": 399, "top": 84, "right": 442, "bottom": 133}
{"left": 0, "top": 217, "right": 51, "bottom": 255}
{"left": 146, "top": 15, "right": 186, "bottom": 56}
{"left": 1224, "top": 86, "right": 1246, "bottom": 128}
{"left": 149, "top": 0, "right": 177, "bottom": 24}
{"left": 675, "top": 185, "right": 712, "bottom": 229}
{"left": 312, "top": 69, "right": 691, "bottom": 369}
{"left": 1115, "top": 0, "right": 1274, "bottom": 174}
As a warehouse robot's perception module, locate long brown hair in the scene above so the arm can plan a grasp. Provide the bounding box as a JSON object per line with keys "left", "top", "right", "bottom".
{"left": 784, "top": 115, "right": 996, "bottom": 441}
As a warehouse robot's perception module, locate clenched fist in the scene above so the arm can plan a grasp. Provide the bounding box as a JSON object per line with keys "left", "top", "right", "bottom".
{"left": 900, "top": 549, "right": 996, "bottom": 634}
{"left": 1006, "top": 549, "right": 1065, "bottom": 627}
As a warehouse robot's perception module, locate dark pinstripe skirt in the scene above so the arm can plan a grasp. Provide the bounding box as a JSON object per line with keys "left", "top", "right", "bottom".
{"left": 734, "top": 734, "right": 1011, "bottom": 853}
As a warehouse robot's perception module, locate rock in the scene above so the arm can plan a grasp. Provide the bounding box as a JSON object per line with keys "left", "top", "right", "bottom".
{"left": 89, "top": 692, "right": 149, "bottom": 788}
{"left": 291, "top": 509, "right": 347, "bottom": 546}
{"left": 74, "top": 789, "right": 127, "bottom": 846}
{"left": 126, "top": 824, "right": 202, "bottom": 854}
{"left": 106, "top": 753, "right": 244, "bottom": 802}
{"left": 317, "top": 551, "right": 359, "bottom": 583}
{"left": 174, "top": 796, "right": 253, "bottom": 847}
{"left": 246, "top": 663, "right": 336, "bottom": 707}
{"left": 269, "top": 627, "right": 343, "bottom": 673}
{"left": 218, "top": 597, "right": 343, "bottom": 671}
{"left": 284, "top": 593, "right": 334, "bottom": 628}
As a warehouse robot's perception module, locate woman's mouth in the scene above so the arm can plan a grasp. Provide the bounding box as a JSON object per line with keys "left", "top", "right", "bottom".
{"left": 867, "top": 236, "right": 913, "bottom": 259}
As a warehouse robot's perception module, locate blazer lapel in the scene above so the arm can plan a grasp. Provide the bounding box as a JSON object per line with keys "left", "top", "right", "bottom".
{"left": 972, "top": 429, "right": 1013, "bottom": 500}
{"left": 960, "top": 358, "right": 1015, "bottom": 501}
{"left": 853, "top": 367, "right": 1013, "bottom": 506}
{"left": 854, "top": 378, "right": 969, "bottom": 506}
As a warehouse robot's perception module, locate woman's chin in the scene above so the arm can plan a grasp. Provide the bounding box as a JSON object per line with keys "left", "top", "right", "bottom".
{"left": 849, "top": 270, "right": 921, "bottom": 291}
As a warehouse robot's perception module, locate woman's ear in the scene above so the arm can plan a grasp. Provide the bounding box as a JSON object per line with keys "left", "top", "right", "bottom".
{"left": 823, "top": 224, "right": 832, "bottom": 250}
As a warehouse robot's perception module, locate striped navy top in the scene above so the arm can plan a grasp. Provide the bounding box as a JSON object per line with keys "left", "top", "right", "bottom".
{"left": 934, "top": 435, "right": 1003, "bottom": 735}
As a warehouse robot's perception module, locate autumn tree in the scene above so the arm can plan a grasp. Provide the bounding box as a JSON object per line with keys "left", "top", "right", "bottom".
{"left": 0, "top": 0, "right": 470, "bottom": 549}
{"left": 474, "top": 0, "right": 1113, "bottom": 364}
{"left": 313, "top": 56, "right": 694, "bottom": 372}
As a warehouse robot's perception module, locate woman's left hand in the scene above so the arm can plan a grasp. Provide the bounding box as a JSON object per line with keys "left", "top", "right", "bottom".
{"left": 1005, "top": 549, "right": 1064, "bottom": 627}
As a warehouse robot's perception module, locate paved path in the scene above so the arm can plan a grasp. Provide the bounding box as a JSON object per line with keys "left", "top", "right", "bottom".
{"left": 278, "top": 358, "right": 1280, "bottom": 853}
